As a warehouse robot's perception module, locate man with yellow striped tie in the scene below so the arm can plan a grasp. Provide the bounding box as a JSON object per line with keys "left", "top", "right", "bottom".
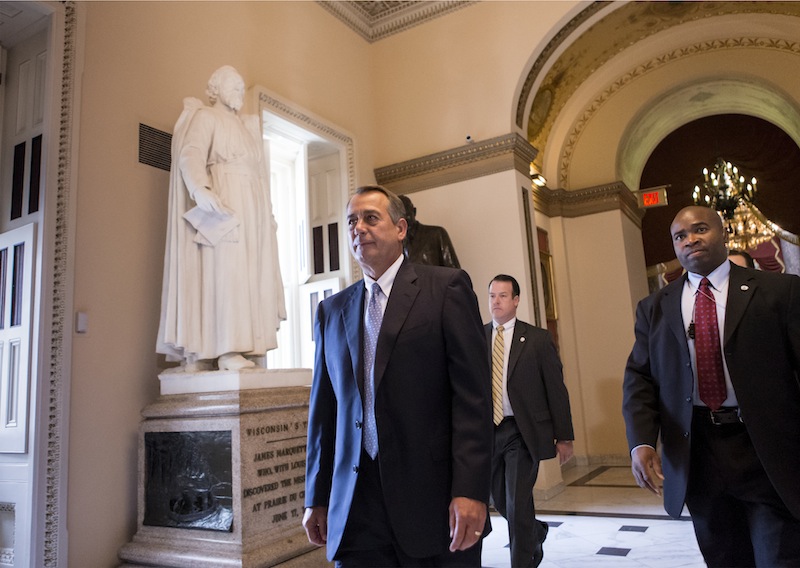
{"left": 486, "top": 274, "right": 575, "bottom": 567}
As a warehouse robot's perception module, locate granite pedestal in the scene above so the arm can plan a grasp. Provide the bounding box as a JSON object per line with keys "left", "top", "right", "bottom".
{"left": 119, "top": 368, "right": 315, "bottom": 567}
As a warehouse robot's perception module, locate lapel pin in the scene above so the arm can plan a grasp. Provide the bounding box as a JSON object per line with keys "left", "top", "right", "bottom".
{"left": 741, "top": 285, "right": 749, "bottom": 291}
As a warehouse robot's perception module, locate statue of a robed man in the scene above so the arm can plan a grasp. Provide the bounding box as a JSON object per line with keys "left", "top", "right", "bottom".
{"left": 157, "top": 65, "right": 285, "bottom": 372}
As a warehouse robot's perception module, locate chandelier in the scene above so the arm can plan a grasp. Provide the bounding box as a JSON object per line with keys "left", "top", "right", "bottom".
{"left": 692, "top": 158, "right": 776, "bottom": 250}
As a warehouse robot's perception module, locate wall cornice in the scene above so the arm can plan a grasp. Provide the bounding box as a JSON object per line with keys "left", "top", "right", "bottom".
{"left": 533, "top": 181, "right": 644, "bottom": 228}
{"left": 374, "top": 133, "right": 537, "bottom": 194}
{"left": 374, "top": 136, "right": 642, "bottom": 225}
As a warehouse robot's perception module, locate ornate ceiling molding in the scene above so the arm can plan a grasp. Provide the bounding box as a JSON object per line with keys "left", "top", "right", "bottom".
{"left": 374, "top": 133, "right": 536, "bottom": 194}
{"left": 521, "top": 2, "right": 800, "bottom": 180}
{"left": 533, "top": 181, "right": 644, "bottom": 228}
{"left": 515, "top": 1, "right": 607, "bottom": 129}
{"left": 558, "top": 35, "right": 800, "bottom": 190}
{"left": 317, "top": 0, "right": 475, "bottom": 43}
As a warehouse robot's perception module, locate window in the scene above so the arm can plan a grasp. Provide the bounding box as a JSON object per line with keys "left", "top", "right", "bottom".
{"left": 255, "top": 92, "right": 355, "bottom": 369}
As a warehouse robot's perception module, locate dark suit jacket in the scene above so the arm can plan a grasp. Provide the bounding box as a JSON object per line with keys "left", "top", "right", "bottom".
{"left": 305, "top": 260, "right": 493, "bottom": 560}
{"left": 623, "top": 263, "right": 800, "bottom": 519}
{"left": 485, "top": 320, "right": 574, "bottom": 461}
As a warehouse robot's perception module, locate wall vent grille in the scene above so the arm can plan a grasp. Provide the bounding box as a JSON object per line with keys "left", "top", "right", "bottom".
{"left": 138, "top": 123, "right": 171, "bottom": 172}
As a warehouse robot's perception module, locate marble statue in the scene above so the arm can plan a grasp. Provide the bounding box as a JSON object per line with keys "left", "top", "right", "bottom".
{"left": 157, "top": 65, "right": 285, "bottom": 372}
{"left": 399, "top": 194, "right": 461, "bottom": 268}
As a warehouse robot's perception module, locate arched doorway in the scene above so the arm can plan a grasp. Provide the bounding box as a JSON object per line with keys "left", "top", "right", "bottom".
{"left": 640, "top": 114, "right": 800, "bottom": 281}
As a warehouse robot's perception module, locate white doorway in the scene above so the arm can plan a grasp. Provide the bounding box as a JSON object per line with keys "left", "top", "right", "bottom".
{"left": 252, "top": 86, "right": 357, "bottom": 371}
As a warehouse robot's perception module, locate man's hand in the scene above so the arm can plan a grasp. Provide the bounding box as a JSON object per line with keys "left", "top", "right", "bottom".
{"left": 448, "top": 496, "right": 487, "bottom": 552}
{"left": 302, "top": 506, "right": 328, "bottom": 547}
{"left": 631, "top": 446, "right": 664, "bottom": 495}
{"left": 556, "top": 440, "right": 574, "bottom": 465}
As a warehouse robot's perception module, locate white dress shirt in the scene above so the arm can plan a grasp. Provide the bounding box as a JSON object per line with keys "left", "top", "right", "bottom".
{"left": 362, "top": 254, "right": 404, "bottom": 320}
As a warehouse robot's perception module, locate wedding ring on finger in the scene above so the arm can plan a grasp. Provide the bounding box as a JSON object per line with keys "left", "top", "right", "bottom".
{"left": 473, "top": 531, "right": 482, "bottom": 537}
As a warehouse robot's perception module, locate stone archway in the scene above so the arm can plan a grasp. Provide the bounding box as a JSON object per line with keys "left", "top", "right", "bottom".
{"left": 618, "top": 78, "right": 800, "bottom": 193}
{"left": 516, "top": 2, "right": 800, "bottom": 195}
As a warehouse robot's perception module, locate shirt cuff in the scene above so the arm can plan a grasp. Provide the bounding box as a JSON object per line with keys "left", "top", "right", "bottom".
{"left": 630, "top": 444, "right": 655, "bottom": 457}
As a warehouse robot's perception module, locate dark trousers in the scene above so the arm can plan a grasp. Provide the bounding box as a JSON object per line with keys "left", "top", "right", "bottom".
{"left": 685, "top": 411, "right": 800, "bottom": 567}
{"left": 335, "top": 450, "right": 482, "bottom": 568}
{"left": 491, "top": 417, "right": 545, "bottom": 568}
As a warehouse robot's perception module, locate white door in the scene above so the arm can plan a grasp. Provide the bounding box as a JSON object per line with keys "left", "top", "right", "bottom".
{"left": 0, "top": 223, "right": 35, "bottom": 454}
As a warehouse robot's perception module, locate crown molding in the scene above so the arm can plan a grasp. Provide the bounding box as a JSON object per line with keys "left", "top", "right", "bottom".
{"left": 317, "top": 1, "right": 475, "bottom": 43}
{"left": 374, "top": 136, "right": 641, "bottom": 224}
{"left": 533, "top": 181, "right": 644, "bottom": 227}
{"left": 374, "top": 133, "right": 537, "bottom": 194}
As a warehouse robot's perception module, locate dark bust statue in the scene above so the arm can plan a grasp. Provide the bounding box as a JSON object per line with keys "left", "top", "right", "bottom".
{"left": 399, "top": 195, "right": 461, "bottom": 269}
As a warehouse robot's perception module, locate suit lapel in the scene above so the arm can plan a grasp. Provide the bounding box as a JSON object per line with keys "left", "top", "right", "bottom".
{"left": 662, "top": 274, "right": 689, "bottom": 350}
{"left": 507, "top": 320, "right": 527, "bottom": 379}
{"left": 485, "top": 324, "right": 493, "bottom": 366}
{"left": 724, "top": 265, "right": 756, "bottom": 345}
{"left": 343, "top": 283, "right": 365, "bottom": 392}
{"left": 374, "top": 261, "right": 419, "bottom": 390}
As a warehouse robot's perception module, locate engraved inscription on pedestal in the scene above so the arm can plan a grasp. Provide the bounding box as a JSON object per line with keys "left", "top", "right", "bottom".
{"left": 240, "top": 413, "right": 307, "bottom": 541}
{"left": 143, "top": 431, "right": 233, "bottom": 532}
{"left": 119, "top": 381, "right": 315, "bottom": 568}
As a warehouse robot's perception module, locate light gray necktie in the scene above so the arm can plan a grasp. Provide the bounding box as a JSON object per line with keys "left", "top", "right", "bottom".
{"left": 363, "top": 283, "right": 383, "bottom": 458}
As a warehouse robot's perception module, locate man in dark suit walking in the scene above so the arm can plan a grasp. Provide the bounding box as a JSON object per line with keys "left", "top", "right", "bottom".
{"left": 623, "top": 205, "right": 800, "bottom": 567}
{"left": 302, "top": 185, "right": 493, "bottom": 567}
{"left": 486, "top": 274, "right": 574, "bottom": 567}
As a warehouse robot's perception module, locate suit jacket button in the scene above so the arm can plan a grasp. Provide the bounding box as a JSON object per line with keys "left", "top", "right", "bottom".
{"left": 685, "top": 397, "right": 692, "bottom": 403}
{"left": 355, "top": 421, "right": 362, "bottom": 429}
{"left": 353, "top": 465, "right": 359, "bottom": 473}
{"left": 683, "top": 432, "right": 690, "bottom": 438}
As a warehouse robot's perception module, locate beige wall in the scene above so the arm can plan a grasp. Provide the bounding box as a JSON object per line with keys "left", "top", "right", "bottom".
{"left": 370, "top": 1, "right": 583, "bottom": 164}
{"left": 534, "top": 213, "right": 584, "bottom": 459}
{"left": 406, "top": 170, "right": 531, "bottom": 321}
{"left": 549, "top": 211, "right": 644, "bottom": 460}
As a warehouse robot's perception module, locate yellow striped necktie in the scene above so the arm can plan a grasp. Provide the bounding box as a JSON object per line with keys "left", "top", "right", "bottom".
{"left": 491, "top": 325, "right": 505, "bottom": 425}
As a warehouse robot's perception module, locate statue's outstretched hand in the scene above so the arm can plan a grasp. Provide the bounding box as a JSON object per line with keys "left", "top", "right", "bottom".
{"left": 193, "top": 186, "right": 226, "bottom": 214}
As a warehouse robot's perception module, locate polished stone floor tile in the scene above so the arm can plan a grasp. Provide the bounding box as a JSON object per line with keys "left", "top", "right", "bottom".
{"left": 482, "top": 465, "right": 701, "bottom": 567}
{"left": 484, "top": 514, "right": 702, "bottom": 568}
{"left": 277, "top": 465, "right": 704, "bottom": 567}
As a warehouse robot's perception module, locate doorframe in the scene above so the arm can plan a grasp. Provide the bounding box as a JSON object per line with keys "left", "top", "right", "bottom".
{"left": 31, "top": 2, "right": 80, "bottom": 566}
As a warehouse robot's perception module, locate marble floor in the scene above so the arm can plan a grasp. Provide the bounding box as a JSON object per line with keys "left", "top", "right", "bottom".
{"left": 278, "top": 465, "right": 704, "bottom": 567}
{"left": 482, "top": 465, "right": 702, "bottom": 567}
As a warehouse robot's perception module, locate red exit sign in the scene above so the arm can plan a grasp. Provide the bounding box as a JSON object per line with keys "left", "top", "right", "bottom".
{"left": 636, "top": 186, "right": 668, "bottom": 208}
